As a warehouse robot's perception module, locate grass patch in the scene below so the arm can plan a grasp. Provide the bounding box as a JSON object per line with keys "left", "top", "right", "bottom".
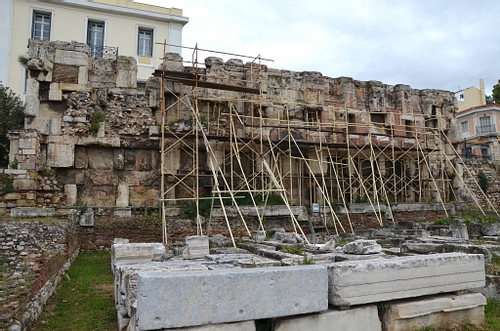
{"left": 488, "top": 253, "right": 500, "bottom": 276}
{"left": 462, "top": 209, "right": 499, "bottom": 225}
{"left": 280, "top": 246, "right": 305, "bottom": 255}
{"left": 31, "top": 251, "right": 116, "bottom": 331}
{"left": 483, "top": 298, "right": 500, "bottom": 330}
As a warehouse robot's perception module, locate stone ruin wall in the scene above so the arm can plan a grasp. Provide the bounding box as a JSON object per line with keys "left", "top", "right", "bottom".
{"left": 158, "top": 54, "right": 461, "bottom": 205}
{"left": 0, "top": 39, "right": 465, "bottom": 216}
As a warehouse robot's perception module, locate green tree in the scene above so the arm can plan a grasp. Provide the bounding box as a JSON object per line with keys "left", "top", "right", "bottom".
{"left": 0, "top": 86, "right": 25, "bottom": 168}
{"left": 486, "top": 95, "right": 494, "bottom": 104}
{"left": 492, "top": 79, "right": 500, "bottom": 104}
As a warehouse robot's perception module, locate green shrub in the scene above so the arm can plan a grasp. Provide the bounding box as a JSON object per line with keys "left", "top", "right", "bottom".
{"left": 89, "top": 107, "right": 105, "bottom": 136}
{"left": 180, "top": 202, "right": 197, "bottom": 218}
{"left": 478, "top": 171, "right": 489, "bottom": 193}
{"left": 433, "top": 218, "right": 450, "bottom": 225}
{"left": 299, "top": 256, "right": 315, "bottom": 265}
{"left": 0, "top": 86, "right": 25, "bottom": 167}
{"left": 75, "top": 203, "right": 88, "bottom": 214}
{"left": 0, "top": 174, "right": 14, "bottom": 195}
{"left": 280, "top": 246, "right": 305, "bottom": 255}
{"left": 9, "top": 157, "right": 18, "bottom": 169}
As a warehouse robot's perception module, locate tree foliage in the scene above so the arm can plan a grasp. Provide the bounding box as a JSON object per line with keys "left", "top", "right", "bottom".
{"left": 0, "top": 86, "right": 25, "bottom": 168}
{"left": 493, "top": 79, "right": 500, "bottom": 104}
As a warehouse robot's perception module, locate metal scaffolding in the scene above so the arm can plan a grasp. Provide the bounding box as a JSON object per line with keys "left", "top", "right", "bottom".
{"left": 156, "top": 42, "right": 498, "bottom": 244}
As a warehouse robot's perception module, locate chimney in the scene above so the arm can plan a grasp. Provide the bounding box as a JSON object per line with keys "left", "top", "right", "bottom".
{"left": 480, "top": 78, "right": 486, "bottom": 105}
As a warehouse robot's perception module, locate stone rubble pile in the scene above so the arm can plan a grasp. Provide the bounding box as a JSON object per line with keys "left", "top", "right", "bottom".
{"left": 112, "top": 228, "right": 491, "bottom": 331}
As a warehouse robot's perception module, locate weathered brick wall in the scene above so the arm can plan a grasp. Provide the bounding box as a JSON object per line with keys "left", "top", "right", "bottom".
{"left": 0, "top": 221, "right": 79, "bottom": 326}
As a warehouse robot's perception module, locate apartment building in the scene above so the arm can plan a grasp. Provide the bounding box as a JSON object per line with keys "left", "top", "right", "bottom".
{"left": 455, "top": 79, "right": 500, "bottom": 161}
{"left": 457, "top": 104, "right": 500, "bottom": 161}
{"left": 0, "top": 0, "right": 188, "bottom": 97}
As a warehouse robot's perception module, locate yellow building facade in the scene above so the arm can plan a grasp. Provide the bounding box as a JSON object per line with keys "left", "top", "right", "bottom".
{"left": 1, "top": 0, "right": 188, "bottom": 97}
{"left": 455, "top": 79, "right": 486, "bottom": 112}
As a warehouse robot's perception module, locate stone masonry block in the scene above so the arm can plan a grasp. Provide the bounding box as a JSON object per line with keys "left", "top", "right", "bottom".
{"left": 116, "top": 183, "right": 129, "bottom": 207}
{"left": 161, "top": 321, "right": 256, "bottom": 331}
{"left": 4, "top": 169, "right": 28, "bottom": 175}
{"left": 79, "top": 208, "right": 94, "bottom": 227}
{"left": 55, "top": 49, "right": 89, "bottom": 66}
{"left": 114, "top": 208, "right": 132, "bottom": 217}
{"left": 49, "top": 82, "right": 62, "bottom": 101}
{"left": 17, "top": 199, "right": 36, "bottom": 207}
{"left": 25, "top": 117, "right": 50, "bottom": 135}
{"left": 13, "top": 179, "right": 36, "bottom": 191}
{"left": 18, "top": 138, "right": 37, "bottom": 150}
{"left": 274, "top": 305, "right": 382, "bottom": 331}
{"left": 4, "top": 193, "right": 22, "bottom": 200}
{"left": 47, "top": 143, "right": 75, "bottom": 168}
{"left": 111, "top": 243, "right": 166, "bottom": 273}
{"left": 59, "top": 83, "right": 91, "bottom": 92}
{"left": 183, "top": 235, "right": 209, "bottom": 259}
{"left": 11, "top": 207, "right": 55, "bottom": 218}
{"left": 115, "top": 262, "right": 210, "bottom": 318}
{"left": 381, "top": 293, "right": 486, "bottom": 331}
{"left": 136, "top": 266, "right": 328, "bottom": 330}
{"left": 78, "top": 66, "right": 88, "bottom": 85}
{"left": 328, "top": 253, "right": 485, "bottom": 307}
{"left": 50, "top": 118, "right": 62, "bottom": 135}
{"left": 116, "top": 56, "right": 137, "bottom": 88}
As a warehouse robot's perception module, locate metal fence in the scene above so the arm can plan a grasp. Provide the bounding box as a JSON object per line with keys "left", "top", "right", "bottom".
{"left": 90, "top": 46, "right": 118, "bottom": 59}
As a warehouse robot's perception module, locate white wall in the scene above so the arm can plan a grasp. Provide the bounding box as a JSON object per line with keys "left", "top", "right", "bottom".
{"left": 0, "top": 0, "right": 14, "bottom": 87}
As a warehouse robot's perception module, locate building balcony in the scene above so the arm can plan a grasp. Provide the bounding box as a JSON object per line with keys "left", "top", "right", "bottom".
{"left": 89, "top": 46, "right": 119, "bottom": 59}
{"left": 475, "top": 124, "right": 497, "bottom": 136}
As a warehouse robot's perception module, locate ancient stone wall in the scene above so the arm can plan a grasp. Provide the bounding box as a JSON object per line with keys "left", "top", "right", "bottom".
{"left": 151, "top": 53, "right": 461, "bottom": 207}
{"left": 2, "top": 39, "right": 465, "bottom": 223}
{"left": 4, "top": 40, "right": 161, "bottom": 209}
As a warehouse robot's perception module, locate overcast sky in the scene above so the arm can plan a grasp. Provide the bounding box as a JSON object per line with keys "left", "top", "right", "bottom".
{"left": 141, "top": 0, "right": 500, "bottom": 95}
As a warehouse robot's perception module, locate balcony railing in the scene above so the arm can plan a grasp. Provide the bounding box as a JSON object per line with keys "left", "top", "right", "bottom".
{"left": 463, "top": 152, "right": 491, "bottom": 161}
{"left": 90, "top": 45, "right": 119, "bottom": 59}
{"left": 475, "top": 124, "right": 496, "bottom": 135}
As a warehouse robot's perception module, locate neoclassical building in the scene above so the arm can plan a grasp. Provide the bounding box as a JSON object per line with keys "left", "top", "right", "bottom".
{"left": 457, "top": 104, "right": 500, "bottom": 161}
{"left": 0, "top": 0, "right": 188, "bottom": 97}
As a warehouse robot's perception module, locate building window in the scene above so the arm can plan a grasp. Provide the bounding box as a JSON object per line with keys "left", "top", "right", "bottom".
{"left": 138, "top": 28, "right": 153, "bottom": 57}
{"left": 405, "top": 120, "right": 413, "bottom": 137}
{"left": 370, "top": 113, "right": 386, "bottom": 124}
{"left": 32, "top": 11, "right": 51, "bottom": 40}
{"left": 87, "top": 20, "right": 105, "bottom": 58}
{"left": 137, "top": 81, "right": 147, "bottom": 90}
{"left": 479, "top": 116, "right": 491, "bottom": 127}
{"left": 460, "top": 121, "right": 469, "bottom": 132}
{"left": 477, "top": 115, "right": 494, "bottom": 134}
